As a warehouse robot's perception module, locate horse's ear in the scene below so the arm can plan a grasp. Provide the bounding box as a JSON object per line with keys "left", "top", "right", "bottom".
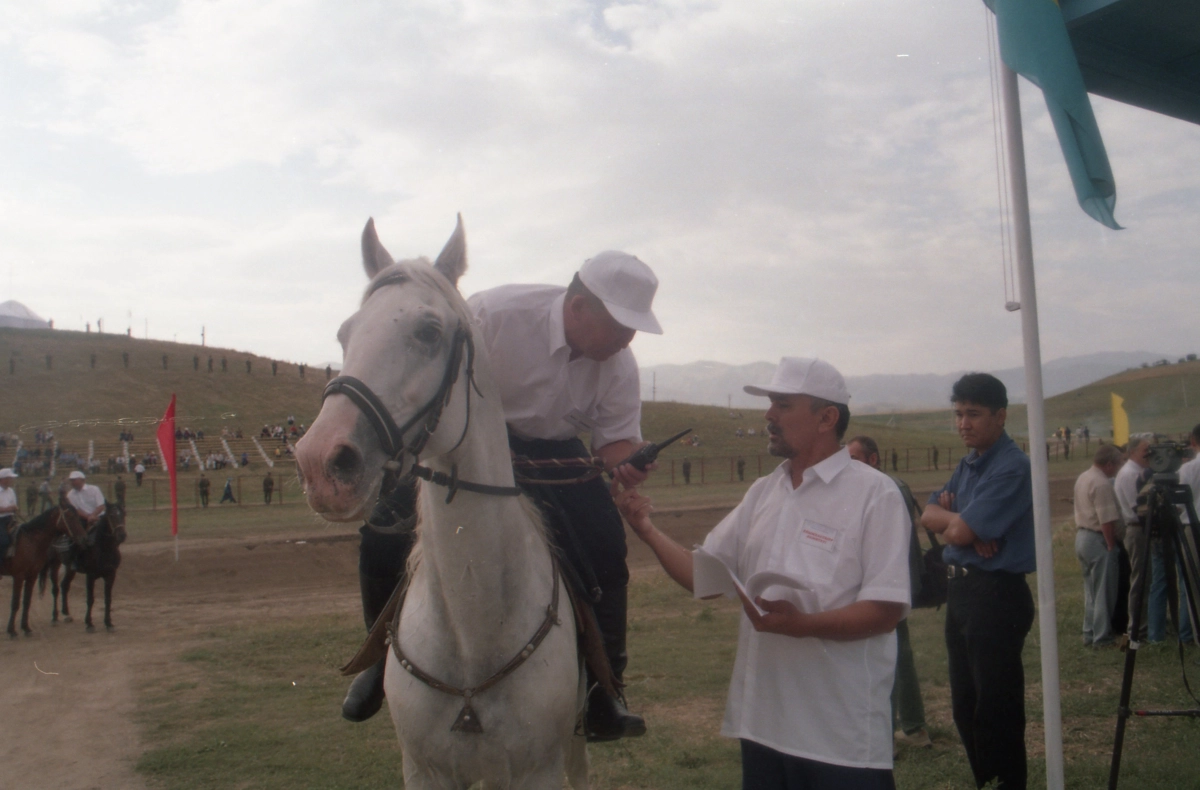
{"left": 361, "top": 218, "right": 395, "bottom": 280}
{"left": 433, "top": 214, "right": 468, "bottom": 287}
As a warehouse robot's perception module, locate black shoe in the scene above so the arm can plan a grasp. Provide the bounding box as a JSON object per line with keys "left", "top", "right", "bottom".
{"left": 341, "top": 659, "right": 385, "bottom": 722}
{"left": 585, "top": 690, "right": 646, "bottom": 742}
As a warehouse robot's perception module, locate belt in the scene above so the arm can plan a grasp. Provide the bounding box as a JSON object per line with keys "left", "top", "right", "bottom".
{"left": 946, "top": 563, "right": 972, "bottom": 579}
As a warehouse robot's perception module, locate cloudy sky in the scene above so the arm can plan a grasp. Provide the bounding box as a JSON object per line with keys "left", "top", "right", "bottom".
{"left": 3, "top": 0, "right": 1197, "bottom": 377}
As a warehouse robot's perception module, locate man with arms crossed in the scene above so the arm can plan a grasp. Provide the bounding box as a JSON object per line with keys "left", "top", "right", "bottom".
{"left": 1074, "top": 444, "right": 1125, "bottom": 647}
{"left": 615, "top": 357, "right": 910, "bottom": 789}
{"left": 921, "top": 373, "right": 1035, "bottom": 790}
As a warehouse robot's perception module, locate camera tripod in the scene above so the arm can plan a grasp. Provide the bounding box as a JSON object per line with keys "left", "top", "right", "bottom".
{"left": 1108, "top": 474, "right": 1200, "bottom": 789}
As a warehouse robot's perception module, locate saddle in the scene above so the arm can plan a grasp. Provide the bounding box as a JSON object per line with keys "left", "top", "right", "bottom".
{"left": 340, "top": 564, "right": 618, "bottom": 699}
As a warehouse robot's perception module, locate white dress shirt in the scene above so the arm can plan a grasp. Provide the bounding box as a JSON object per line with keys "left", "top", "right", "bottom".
{"left": 0, "top": 486, "right": 17, "bottom": 515}
{"left": 467, "top": 284, "right": 642, "bottom": 449}
{"left": 67, "top": 484, "right": 106, "bottom": 518}
{"left": 700, "top": 448, "right": 911, "bottom": 769}
{"left": 1115, "top": 459, "right": 1146, "bottom": 526}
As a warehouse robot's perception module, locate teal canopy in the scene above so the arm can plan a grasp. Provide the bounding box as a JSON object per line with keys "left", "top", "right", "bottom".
{"left": 986, "top": 0, "right": 1200, "bottom": 229}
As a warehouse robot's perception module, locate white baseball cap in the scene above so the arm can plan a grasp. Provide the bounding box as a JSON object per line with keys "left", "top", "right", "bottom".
{"left": 68, "top": 470, "right": 86, "bottom": 480}
{"left": 743, "top": 357, "right": 851, "bottom": 405}
{"left": 578, "top": 251, "right": 662, "bottom": 335}
{"left": 0, "top": 468, "right": 16, "bottom": 480}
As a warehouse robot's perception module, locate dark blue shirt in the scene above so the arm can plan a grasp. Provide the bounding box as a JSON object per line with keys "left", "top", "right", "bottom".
{"left": 928, "top": 431, "right": 1036, "bottom": 573}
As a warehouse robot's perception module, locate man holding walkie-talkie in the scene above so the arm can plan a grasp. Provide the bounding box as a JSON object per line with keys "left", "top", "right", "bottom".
{"left": 466, "top": 250, "right": 665, "bottom": 742}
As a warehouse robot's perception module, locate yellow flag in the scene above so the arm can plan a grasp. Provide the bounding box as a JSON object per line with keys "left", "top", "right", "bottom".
{"left": 1111, "top": 393, "right": 1129, "bottom": 447}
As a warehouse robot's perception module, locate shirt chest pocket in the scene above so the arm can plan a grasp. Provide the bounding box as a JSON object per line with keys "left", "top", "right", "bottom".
{"left": 776, "top": 518, "right": 842, "bottom": 589}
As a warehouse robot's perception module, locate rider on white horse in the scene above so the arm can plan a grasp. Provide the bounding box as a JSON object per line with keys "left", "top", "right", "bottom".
{"left": 343, "top": 251, "right": 662, "bottom": 743}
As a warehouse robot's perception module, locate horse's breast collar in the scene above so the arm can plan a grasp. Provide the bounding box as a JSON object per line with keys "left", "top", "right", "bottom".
{"left": 386, "top": 559, "right": 563, "bottom": 733}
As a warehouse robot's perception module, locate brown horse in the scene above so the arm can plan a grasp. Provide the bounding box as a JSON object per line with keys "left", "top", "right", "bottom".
{"left": 53, "top": 502, "right": 126, "bottom": 632}
{"left": 1, "top": 501, "right": 87, "bottom": 637}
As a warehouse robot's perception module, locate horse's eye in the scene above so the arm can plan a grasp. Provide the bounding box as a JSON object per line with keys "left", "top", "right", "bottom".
{"left": 415, "top": 325, "right": 442, "bottom": 344}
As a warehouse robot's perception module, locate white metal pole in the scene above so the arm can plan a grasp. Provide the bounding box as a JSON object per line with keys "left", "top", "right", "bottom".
{"left": 1001, "top": 60, "right": 1064, "bottom": 789}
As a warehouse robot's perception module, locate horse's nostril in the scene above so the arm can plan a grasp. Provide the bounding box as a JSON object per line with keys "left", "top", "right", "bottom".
{"left": 328, "top": 445, "right": 362, "bottom": 483}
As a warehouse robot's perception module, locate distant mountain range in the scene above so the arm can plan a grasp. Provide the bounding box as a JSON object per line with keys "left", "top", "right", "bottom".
{"left": 640, "top": 351, "right": 1177, "bottom": 412}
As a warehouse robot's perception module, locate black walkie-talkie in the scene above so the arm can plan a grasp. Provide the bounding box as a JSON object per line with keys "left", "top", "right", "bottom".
{"left": 610, "top": 428, "right": 693, "bottom": 476}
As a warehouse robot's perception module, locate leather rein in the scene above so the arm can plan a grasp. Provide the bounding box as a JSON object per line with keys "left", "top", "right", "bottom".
{"left": 321, "top": 324, "right": 522, "bottom": 504}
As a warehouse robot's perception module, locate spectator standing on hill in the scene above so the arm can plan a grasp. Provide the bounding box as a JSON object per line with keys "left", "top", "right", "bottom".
{"left": 1074, "top": 445, "right": 1125, "bottom": 647}
{"left": 736, "top": 457, "right": 746, "bottom": 482}
{"left": 682, "top": 458, "right": 692, "bottom": 484}
{"left": 219, "top": 477, "right": 236, "bottom": 504}
{"left": 847, "top": 434, "right": 932, "bottom": 754}
{"left": 134, "top": 461, "right": 146, "bottom": 486}
{"left": 263, "top": 472, "right": 274, "bottom": 505}
{"left": 114, "top": 475, "right": 127, "bottom": 508}
{"left": 198, "top": 474, "right": 211, "bottom": 507}
{"left": 0, "top": 469, "right": 20, "bottom": 560}
{"left": 615, "top": 357, "right": 910, "bottom": 788}
{"left": 25, "top": 478, "right": 38, "bottom": 516}
{"left": 921, "top": 373, "right": 1035, "bottom": 790}
{"left": 931, "top": 444, "right": 939, "bottom": 471}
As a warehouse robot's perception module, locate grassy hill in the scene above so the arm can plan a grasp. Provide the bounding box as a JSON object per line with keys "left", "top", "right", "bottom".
{"left": 856, "top": 359, "right": 1200, "bottom": 442}
{"left": 0, "top": 327, "right": 329, "bottom": 439}
{"left": 4, "top": 326, "right": 1196, "bottom": 491}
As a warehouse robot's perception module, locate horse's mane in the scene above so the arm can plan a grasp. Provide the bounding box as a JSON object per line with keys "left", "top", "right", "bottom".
{"left": 18, "top": 507, "right": 60, "bottom": 535}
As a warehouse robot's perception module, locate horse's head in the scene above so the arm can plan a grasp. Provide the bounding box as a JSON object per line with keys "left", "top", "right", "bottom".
{"left": 55, "top": 504, "right": 89, "bottom": 548}
{"left": 296, "top": 216, "right": 474, "bottom": 521}
{"left": 104, "top": 502, "right": 128, "bottom": 545}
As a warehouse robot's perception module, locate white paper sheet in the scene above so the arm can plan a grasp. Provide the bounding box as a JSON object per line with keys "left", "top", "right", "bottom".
{"left": 692, "top": 546, "right": 764, "bottom": 615}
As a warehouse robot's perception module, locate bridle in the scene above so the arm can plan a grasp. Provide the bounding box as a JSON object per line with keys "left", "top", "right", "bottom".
{"left": 321, "top": 323, "right": 521, "bottom": 504}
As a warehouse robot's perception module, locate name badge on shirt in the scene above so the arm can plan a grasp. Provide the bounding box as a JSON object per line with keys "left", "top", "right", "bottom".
{"left": 798, "top": 519, "right": 839, "bottom": 553}
{"left": 563, "top": 409, "right": 597, "bottom": 434}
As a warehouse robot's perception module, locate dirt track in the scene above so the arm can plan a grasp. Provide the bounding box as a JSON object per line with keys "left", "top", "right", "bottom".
{"left": 1, "top": 481, "right": 1077, "bottom": 790}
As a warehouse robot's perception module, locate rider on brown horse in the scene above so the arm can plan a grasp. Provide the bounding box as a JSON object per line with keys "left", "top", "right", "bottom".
{"left": 0, "top": 468, "right": 19, "bottom": 558}
{"left": 65, "top": 471, "right": 106, "bottom": 554}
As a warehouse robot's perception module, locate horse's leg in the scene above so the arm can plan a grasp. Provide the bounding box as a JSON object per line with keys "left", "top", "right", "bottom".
{"left": 50, "top": 563, "right": 60, "bottom": 624}
{"left": 103, "top": 572, "right": 115, "bottom": 630}
{"left": 61, "top": 569, "right": 75, "bottom": 623}
{"left": 20, "top": 575, "right": 36, "bottom": 635}
{"left": 8, "top": 577, "right": 19, "bottom": 638}
{"left": 85, "top": 574, "right": 96, "bottom": 632}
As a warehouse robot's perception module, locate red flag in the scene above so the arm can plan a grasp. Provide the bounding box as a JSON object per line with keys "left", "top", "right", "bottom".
{"left": 156, "top": 395, "right": 179, "bottom": 537}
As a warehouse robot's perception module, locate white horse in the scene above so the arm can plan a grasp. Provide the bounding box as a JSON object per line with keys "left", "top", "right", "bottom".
{"left": 295, "top": 217, "right": 587, "bottom": 790}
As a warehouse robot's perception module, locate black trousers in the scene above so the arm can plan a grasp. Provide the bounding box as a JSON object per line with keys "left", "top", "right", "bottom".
{"left": 508, "top": 435, "right": 630, "bottom": 680}
{"left": 945, "top": 570, "right": 1035, "bottom": 790}
{"left": 740, "top": 740, "right": 895, "bottom": 790}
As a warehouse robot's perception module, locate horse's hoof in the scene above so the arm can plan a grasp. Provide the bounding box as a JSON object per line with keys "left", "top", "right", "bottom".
{"left": 105, "top": 624, "right": 114, "bottom": 632}
{"left": 62, "top": 616, "right": 73, "bottom": 623}
{"left": 86, "top": 624, "right": 95, "bottom": 633}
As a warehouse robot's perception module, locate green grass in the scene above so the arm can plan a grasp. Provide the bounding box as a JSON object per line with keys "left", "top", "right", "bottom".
{"left": 135, "top": 517, "right": 1200, "bottom": 789}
